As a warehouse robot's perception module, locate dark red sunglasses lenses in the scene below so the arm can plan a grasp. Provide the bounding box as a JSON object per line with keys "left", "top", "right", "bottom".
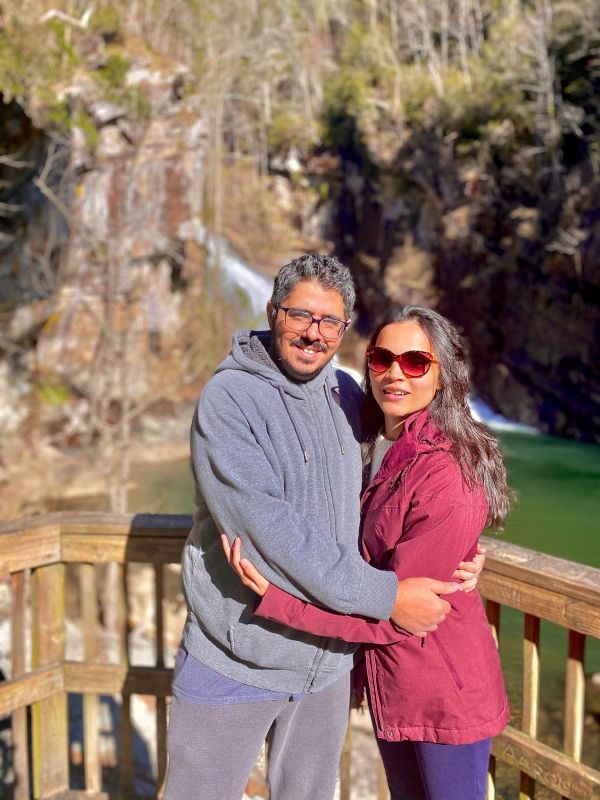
{"left": 368, "top": 347, "right": 432, "bottom": 377}
{"left": 401, "top": 351, "right": 432, "bottom": 376}
{"left": 367, "top": 348, "right": 393, "bottom": 373}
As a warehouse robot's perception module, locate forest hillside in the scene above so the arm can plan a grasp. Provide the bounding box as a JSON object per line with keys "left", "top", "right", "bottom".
{"left": 1, "top": 0, "right": 599, "bottom": 513}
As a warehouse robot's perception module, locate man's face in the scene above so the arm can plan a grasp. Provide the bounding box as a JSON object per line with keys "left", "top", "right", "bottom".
{"left": 267, "top": 280, "right": 349, "bottom": 382}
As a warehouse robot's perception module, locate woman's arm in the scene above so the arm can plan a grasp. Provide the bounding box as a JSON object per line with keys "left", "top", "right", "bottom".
{"left": 255, "top": 483, "right": 484, "bottom": 643}
{"left": 222, "top": 530, "right": 484, "bottom": 646}
{"left": 221, "top": 447, "right": 487, "bottom": 646}
{"left": 222, "top": 535, "right": 408, "bottom": 644}
{"left": 257, "top": 583, "right": 410, "bottom": 644}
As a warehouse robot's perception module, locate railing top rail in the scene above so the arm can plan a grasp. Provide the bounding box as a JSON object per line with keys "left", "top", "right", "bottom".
{"left": 480, "top": 534, "right": 600, "bottom": 606}
{"left": 0, "top": 514, "right": 598, "bottom": 607}
{"left": 0, "top": 512, "right": 194, "bottom": 572}
{"left": 0, "top": 511, "right": 194, "bottom": 537}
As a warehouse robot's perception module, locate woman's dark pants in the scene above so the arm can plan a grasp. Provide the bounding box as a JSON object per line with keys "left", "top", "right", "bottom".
{"left": 376, "top": 736, "right": 492, "bottom": 800}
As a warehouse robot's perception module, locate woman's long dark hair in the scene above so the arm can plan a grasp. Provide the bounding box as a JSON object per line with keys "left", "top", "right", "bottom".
{"left": 361, "top": 306, "right": 512, "bottom": 529}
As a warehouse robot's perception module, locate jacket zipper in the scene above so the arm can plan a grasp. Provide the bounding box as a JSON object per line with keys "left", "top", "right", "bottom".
{"left": 303, "top": 387, "right": 338, "bottom": 690}
{"left": 366, "top": 650, "right": 386, "bottom": 735}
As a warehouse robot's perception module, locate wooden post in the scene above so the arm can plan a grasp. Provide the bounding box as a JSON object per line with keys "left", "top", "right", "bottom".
{"left": 30, "top": 563, "right": 69, "bottom": 798}
{"left": 11, "top": 571, "right": 30, "bottom": 800}
{"left": 377, "top": 756, "right": 389, "bottom": 800}
{"left": 120, "top": 562, "right": 134, "bottom": 795}
{"left": 155, "top": 562, "right": 167, "bottom": 794}
{"left": 520, "top": 614, "right": 540, "bottom": 800}
{"left": 80, "top": 563, "right": 102, "bottom": 793}
{"left": 562, "top": 631, "right": 586, "bottom": 800}
{"left": 485, "top": 600, "right": 501, "bottom": 648}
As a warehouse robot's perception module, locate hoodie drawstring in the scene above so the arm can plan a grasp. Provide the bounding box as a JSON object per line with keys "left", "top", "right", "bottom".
{"left": 278, "top": 387, "right": 309, "bottom": 463}
{"left": 277, "top": 379, "right": 345, "bottom": 463}
{"left": 325, "top": 378, "right": 345, "bottom": 456}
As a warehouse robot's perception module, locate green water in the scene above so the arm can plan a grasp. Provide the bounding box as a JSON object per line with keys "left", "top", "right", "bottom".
{"left": 128, "top": 429, "right": 600, "bottom": 782}
{"left": 499, "top": 431, "right": 600, "bottom": 566}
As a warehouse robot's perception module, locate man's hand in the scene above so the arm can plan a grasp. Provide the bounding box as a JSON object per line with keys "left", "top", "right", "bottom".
{"left": 453, "top": 544, "right": 486, "bottom": 593}
{"left": 390, "top": 577, "right": 460, "bottom": 636}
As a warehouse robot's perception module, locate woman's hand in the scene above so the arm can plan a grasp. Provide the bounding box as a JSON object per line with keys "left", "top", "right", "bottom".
{"left": 221, "top": 534, "right": 270, "bottom": 597}
{"left": 453, "top": 543, "right": 486, "bottom": 592}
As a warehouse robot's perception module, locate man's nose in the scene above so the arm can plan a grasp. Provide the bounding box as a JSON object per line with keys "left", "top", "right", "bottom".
{"left": 304, "top": 320, "right": 322, "bottom": 340}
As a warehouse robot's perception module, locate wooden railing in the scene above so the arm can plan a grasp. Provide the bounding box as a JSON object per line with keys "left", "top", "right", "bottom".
{"left": 479, "top": 537, "right": 600, "bottom": 800}
{"left": 0, "top": 512, "right": 599, "bottom": 800}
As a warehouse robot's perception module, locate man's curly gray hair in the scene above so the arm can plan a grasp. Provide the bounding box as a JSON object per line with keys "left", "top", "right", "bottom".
{"left": 271, "top": 253, "right": 356, "bottom": 319}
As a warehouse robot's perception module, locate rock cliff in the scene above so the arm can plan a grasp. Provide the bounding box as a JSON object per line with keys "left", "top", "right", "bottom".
{"left": 325, "top": 128, "right": 600, "bottom": 443}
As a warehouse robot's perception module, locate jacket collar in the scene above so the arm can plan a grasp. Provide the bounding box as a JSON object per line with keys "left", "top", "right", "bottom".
{"left": 373, "top": 409, "right": 452, "bottom": 482}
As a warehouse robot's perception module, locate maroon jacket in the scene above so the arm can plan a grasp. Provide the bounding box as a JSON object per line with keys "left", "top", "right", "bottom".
{"left": 255, "top": 409, "right": 509, "bottom": 744}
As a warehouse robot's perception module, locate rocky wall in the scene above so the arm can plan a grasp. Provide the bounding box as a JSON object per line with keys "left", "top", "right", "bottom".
{"left": 327, "top": 130, "right": 600, "bottom": 443}
{"left": 1, "top": 64, "right": 210, "bottom": 414}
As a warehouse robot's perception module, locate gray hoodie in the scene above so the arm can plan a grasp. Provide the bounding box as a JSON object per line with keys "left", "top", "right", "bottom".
{"left": 181, "top": 330, "right": 398, "bottom": 694}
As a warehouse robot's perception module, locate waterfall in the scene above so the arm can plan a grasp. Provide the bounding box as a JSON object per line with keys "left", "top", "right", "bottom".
{"left": 179, "top": 219, "right": 271, "bottom": 321}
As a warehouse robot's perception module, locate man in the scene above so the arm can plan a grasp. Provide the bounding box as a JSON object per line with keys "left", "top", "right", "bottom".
{"left": 164, "top": 254, "right": 481, "bottom": 800}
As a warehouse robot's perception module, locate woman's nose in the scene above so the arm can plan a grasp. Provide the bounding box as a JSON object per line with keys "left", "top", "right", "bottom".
{"left": 387, "top": 359, "right": 404, "bottom": 379}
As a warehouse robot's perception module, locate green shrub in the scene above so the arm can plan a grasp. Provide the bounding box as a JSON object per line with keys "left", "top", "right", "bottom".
{"left": 97, "top": 53, "right": 130, "bottom": 89}
{"left": 267, "top": 108, "right": 315, "bottom": 155}
{"left": 46, "top": 18, "right": 80, "bottom": 67}
{"left": 89, "top": 5, "right": 122, "bottom": 41}
{"left": 320, "top": 69, "right": 372, "bottom": 167}
{"left": 35, "top": 377, "right": 70, "bottom": 407}
{"left": 46, "top": 99, "right": 72, "bottom": 132}
{"left": 74, "top": 109, "right": 100, "bottom": 149}
{"left": 127, "top": 86, "right": 152, "bottom": 119}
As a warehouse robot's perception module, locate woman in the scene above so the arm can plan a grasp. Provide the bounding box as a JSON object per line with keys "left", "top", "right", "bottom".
{"left": 224, "top": 306, "right": 511, "bottom": 800}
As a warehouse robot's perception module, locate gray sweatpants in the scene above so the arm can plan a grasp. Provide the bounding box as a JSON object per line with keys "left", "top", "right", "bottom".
{"left": 163, "top": 670, "right": 351, "bottom": 800}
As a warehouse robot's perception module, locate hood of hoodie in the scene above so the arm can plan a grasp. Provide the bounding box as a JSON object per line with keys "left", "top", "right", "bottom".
{"left": 214, "top": 329, "right": 352, "bottom": 461}
{"left": 215, "top": 329, "right": 336, "bottom": 401}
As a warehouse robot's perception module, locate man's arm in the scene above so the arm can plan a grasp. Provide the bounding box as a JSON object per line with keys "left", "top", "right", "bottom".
{"left": 193, "top": 380, "right": 398, "bottom": 620}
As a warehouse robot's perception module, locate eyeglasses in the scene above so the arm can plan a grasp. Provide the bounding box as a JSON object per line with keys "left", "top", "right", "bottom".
{"left": 366, "top": 346, "right": 436, "bottom": 377}
{"left": 278, "top": 306, "right": 350, "bottom": 339}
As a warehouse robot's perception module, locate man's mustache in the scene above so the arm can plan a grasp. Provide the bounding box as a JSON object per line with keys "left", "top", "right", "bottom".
{"left": 290, "top": 337, "right": 328, "bottom": 353}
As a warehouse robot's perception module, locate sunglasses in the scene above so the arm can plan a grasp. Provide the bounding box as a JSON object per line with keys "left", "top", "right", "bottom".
{"left": 366, "top": 346, "right": 436, "bottom": 377}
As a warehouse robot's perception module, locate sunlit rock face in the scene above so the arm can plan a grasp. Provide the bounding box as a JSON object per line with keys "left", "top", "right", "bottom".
{"left": 1, "top": 69, "right": 208, "bottom": 402}
{"left": 325, "top": 130, "right": 600, "bottom": 443}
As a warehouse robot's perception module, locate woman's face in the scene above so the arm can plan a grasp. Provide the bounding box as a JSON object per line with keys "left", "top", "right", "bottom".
{"left": 369, "top": 321, "right": 441, "bottom": 437}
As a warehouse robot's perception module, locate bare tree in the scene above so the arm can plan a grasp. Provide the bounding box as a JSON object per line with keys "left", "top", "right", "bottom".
{"left": 520, "top": 0, "right": 561, "bottom": 154}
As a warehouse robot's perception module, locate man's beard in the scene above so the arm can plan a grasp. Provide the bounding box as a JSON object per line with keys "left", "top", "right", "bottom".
{"left": 270, "top": 336, "right": 330, "bottom": 383}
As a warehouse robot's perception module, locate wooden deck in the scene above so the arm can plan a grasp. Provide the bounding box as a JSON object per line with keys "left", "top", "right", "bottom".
{"left": 0, "top": 512, "right": 599, "bottom": 799}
